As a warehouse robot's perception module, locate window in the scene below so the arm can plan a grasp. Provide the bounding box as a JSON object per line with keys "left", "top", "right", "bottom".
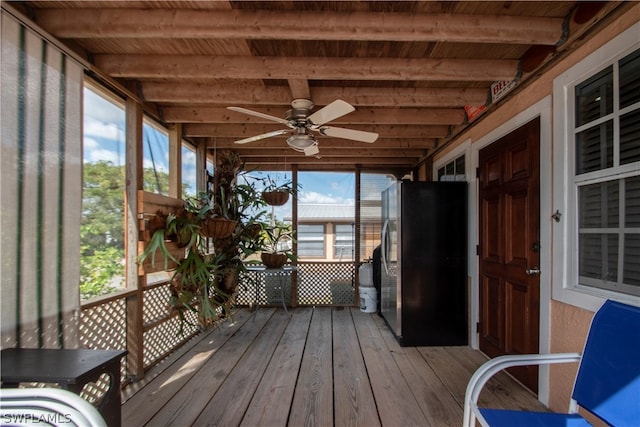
{"left": 574, "top": 48, "right": 639, "bottom": 297}
{"left": 298, "top": 224, "right": 325, "bottom": 257}
{"left": 437, "top": 154, "right": 466, "bottom": 181}
{"left": 81, "top": 83, "right": 126, "bottom": 300}
{"left": 334, "top": 223, "right": 355, "bottom": 260}
{"left": 554, "top": 24, "right": 640, "bottom": 308}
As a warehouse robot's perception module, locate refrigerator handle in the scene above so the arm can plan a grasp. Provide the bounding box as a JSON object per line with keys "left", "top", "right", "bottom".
{"left": 381, "top": 219, "right": 390, "bottom": 275}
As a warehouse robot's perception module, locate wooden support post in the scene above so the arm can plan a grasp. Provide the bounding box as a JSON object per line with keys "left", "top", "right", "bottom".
{"left": 125, "top": 97, "right": 144, "bottom": 381}
{"left": 355, "top": 168, "right": 361, "bottom": 307}
{"left": 195, "top": 139, "right": 207, "bottom": 194}
{"left": 291, "top": 165, "right": 299, "bottom": 308}
{"left": 168, "top": 123, "right": 182, "bottom": 199}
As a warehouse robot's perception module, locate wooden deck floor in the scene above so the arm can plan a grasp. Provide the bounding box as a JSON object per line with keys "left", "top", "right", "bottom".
{"left": 121, "top": 307, "right": 547, "bottom": 427}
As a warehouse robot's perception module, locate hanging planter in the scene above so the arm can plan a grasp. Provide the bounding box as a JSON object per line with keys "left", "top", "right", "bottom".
{"left": 200, "top": 217, "right": 237, "bottom": 239}
{"left": 262, "top": 190, "right": 289, "bottom": 206}
{"left": 261, "top": 252, "right": 287, "bottom": 268}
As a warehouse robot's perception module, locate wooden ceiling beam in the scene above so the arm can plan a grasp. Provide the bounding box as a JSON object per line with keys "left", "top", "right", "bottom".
{"left": 287, "top": 79, "right": 310, "bottom": 100}
{"left": 35, "top": 9, "right": 564, "bottom": 45}
{"left": 206, "top": 138, "right": 437, "bottom": 150}
{"left": 185, "top": 123, "right": 450, "bottom": 138}
{"left": 232, "top": 148, "right": 427, "bottom": 157}
{"left": 143, "top": 82, "right": 489, "bottom": 107}
{"left": 163, "top": 106, "right": 465, "bottom": 125}
{"left": 239, "top": 155, "right": 416, "bottom": 165}
{"left": 95, "top": 55, "right": 519, "bottom": 82}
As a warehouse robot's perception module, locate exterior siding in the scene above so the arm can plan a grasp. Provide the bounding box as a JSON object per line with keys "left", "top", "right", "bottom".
{"left": 434, "top": 3, "right": 640, "bottom": 410}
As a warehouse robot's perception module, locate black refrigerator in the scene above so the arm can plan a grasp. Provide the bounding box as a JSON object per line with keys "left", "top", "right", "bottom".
{"left": 380, "top": 180, "right": 467, "bottom": 346}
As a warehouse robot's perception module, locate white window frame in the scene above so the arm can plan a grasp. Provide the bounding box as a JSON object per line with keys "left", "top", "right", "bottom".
{"left": 552, "top": 22, "right": 640, "bottom": 311}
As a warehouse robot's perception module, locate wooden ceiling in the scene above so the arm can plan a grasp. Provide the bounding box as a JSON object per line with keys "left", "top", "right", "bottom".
{"left": 13, "top": 1, "right": 626, "bottom": 173}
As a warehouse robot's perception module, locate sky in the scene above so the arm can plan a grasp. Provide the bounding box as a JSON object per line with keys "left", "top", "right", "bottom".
{"left": 83, "top": 85, "right": 394, "bottom": 217}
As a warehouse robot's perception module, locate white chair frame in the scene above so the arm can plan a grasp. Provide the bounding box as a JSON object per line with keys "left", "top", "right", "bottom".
{"left": 462, "top": 352, "right": 581, "bottom": 427}
{"left": 0, "top": 387, "right": 107, "bottom": 427}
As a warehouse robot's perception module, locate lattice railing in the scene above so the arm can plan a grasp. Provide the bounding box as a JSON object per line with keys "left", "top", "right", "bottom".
{"left": 79, "top": 291, "right": 130, "bottom": 403}
{"left": 78, "top": 261, "right": 356, "bottom": 402}
{"left": 236, "top": 261, "right": 356, "bottom": 306}
{"left": 79, "top": 281, "right": 200, "bottom": 402}
{"left": 298, "top": 262, "right": 355, "bottom": 305}
{"left": 142, "top": 283, "right": 200, "bottom": 367}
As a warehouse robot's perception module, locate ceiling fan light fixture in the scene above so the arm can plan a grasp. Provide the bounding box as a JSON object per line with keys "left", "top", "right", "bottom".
{"left": 303, "top": 143, "right": 320, "bottom": 156}
{"left": 286, "top": 133, "right": 316, "bottom": 150}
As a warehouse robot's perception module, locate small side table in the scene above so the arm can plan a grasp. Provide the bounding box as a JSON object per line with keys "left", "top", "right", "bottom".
{"left": 1, "top": 348, "right": 127, "bottom": 427}
{"left": 246, "top": 265, "right": 296, "bottom": 314}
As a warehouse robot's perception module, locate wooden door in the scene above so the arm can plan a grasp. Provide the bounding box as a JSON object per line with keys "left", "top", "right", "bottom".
{"left": 478, "top": 117, "right": 541, "bottom": 392}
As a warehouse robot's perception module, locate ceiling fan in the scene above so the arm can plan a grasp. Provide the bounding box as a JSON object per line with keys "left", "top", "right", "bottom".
{"left": 227, "top": 99, "right": 379, "bottom": 156}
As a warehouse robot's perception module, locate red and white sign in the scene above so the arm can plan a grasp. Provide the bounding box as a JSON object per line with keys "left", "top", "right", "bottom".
{"left": 464, "top": 105, "right": 487, "bottom": 122}
{"left": 491, "top": 80, "right": 517, "bottom": 103}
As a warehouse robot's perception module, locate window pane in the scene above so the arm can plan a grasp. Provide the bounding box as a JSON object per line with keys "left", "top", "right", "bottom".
{"left": 575, "top": 65, "right": 613, "bottom": 127}
{"left": 624, "top": 234, "right": 640, "bottom": 288}
{"left": 455, "top": 155, "right": 465, "bottom": 175}
{"left": 81, "top": 85, "right": 126, "bottom": 300}
{"left": 438, "top": 167, "right": 445, "bottom": 181}
{"left": 143, "top": 120, "right": 169, "bottom": 195}
{"left": 620, "top": 109, "right": 640, "bottom": 165}
{"left": 445, "top": 162, "right": 455, "bottom": 175}
{"left": 298, "top": 224, "right": 325, "bottom": 257}
{"left": 619, "top": 48, "right": 640, "bottom": 110}
{"left": 575, "top": 120, "right": 613, "bottom": 174}
{"left": 579, "top": 233, "right": 618, "bottom": 282}
{"left": 626, "top": 175, "right": 640, "bottom": 227}
{"left": 334, "top": 223, "right": 355, "bottom": 260}
{"left": 360, "top": 173, "right": 396, "bottom": 261}
{"left": 579, "top": 181, "right": 619, "bottom": 228}
{"left": 182, "top": 143, "right": 196, "bottom": 197}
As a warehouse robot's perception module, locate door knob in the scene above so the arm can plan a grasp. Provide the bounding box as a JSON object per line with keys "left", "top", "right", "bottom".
{"left": 525, "top": 267, "right": 541, "bottom": 276}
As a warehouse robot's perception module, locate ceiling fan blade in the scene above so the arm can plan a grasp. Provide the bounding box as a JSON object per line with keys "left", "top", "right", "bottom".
{"left": 227, "top": 106, "right": 290, "bottom": 125}
{"left": 307, "top": 99, "right": 355, "bottom": 126}
{"left": 319, "top": 126, "right": 379, "bottom": 143}
{"left": 233, "top": 129, "right": 290, "bottom": 144}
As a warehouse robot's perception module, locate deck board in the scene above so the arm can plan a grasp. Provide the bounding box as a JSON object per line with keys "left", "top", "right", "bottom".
{"left": 332, "top": 308, "right": 381, "bottom": 427}
{"left": 288, "top": 307, "right": 334, "bottom": 427}
{"left": 240, "top": 308, "right": 313, "bottom": 427}
{"left": 121, "top": 307, "right": 549, "bottom": 426}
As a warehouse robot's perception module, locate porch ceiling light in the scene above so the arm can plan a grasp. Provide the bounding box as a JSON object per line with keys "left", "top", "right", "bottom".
{"left": 286, "top": 129, "right": 317, "bottom": 151}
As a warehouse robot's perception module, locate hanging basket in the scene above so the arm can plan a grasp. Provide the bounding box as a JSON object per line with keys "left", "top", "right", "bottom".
{"left": 261, "top": 252, "right": 287, "bottom": 268}
{"left": 200, "top": 218, "right": 237, "bottom": 239}
{"left": 262, "top": 191, "right": 289, "bottom": 206}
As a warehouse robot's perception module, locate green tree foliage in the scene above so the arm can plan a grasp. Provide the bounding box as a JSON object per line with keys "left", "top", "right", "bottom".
{"left": 80, "top": 161, "right": 125, "bottom": 300}
{"left": 80, "top": 161, "right": 170, "bottom": 300}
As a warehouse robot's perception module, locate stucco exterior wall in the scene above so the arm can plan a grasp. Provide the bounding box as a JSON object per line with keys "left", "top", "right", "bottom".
{"left": 435, "top": 3, "right": 640, "bottom": 411}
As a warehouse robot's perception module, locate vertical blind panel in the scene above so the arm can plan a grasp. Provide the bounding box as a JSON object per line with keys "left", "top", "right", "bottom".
{"left": 579, "top": 234, "right": 619, "bottom": 282}
{"left": 575, "top": 65, "right": 613, "bottom": 127}
{"left": 575, "top": 121, "right": 613, "bottom": 174}
{"left": 579, "top": 181, "right": 619, "bottom": 228}
{"left": 624, "top": 234, "right": 640, "bottom": 288}
{"left": 0, "top": 11, "right": 83, "bottom": 349}
{"left": 620, "top": 109, "right": 640, "bottom": 165}
{"left": 626, "top": 176, "right": 640, "bottom": 227}
{"left": 619, "top": 48, "right": 640, "bottom": 110}
{"left": 1, "top": 12, "right": 21, "bottom": 349}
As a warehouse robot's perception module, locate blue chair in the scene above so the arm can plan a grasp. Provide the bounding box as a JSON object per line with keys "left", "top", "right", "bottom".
{"left": 463, "top": 300, "right": 640, "bottom": 427}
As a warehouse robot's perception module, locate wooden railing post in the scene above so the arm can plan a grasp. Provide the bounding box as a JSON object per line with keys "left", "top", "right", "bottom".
{"left": 125, "top": 97, "right": 145, "bottom": 380}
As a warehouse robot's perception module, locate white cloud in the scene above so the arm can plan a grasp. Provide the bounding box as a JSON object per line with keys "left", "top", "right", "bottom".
{"left": 84, "top": 119, "right": 124, "bottom": 141}
{"left": 299, "top": 191, "right": 353, "bottom": 205}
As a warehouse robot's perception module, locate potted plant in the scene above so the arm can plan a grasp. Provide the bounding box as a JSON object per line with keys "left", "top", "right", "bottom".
{"left": 261, "top": 176, "right": 297, "bottom": 206}
{"left": 138, "top": 154, "right": 270, "bottom": 329}
{"left": 259, "top": 222, "right": 296, "bottom": 268}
